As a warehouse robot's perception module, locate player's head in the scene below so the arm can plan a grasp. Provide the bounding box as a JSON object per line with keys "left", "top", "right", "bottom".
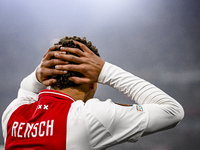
{"left": 50, "top": 36, "right": 100, "bottom": 90}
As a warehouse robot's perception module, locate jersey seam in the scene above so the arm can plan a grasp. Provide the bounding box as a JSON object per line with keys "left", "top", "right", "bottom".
{"left": 85, "top": 108, "right": 118, "bottom": 149}
{"left": 141, "top": 104, "right": 150, "bottom": 135}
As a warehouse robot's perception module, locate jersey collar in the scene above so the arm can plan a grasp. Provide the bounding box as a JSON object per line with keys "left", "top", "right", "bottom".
{"left": 38, "top": 89, "right": 75, "bottom": 102}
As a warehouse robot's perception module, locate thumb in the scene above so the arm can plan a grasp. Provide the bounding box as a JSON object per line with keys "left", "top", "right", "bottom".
{"left": 43, "top": 79, "right": 57, "bottom": 86}
{"left": 69, "top": 77, "right": 92, "bottom": 85}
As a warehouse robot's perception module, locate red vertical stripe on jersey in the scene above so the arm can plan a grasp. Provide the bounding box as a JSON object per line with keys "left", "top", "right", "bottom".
{"left": 5, "top": 90, "right": 74, "bottom": 150}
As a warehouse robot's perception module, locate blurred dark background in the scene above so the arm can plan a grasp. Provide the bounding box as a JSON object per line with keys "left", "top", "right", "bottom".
{"left": 0, "top": 0, "right": 200, "bottom": 149}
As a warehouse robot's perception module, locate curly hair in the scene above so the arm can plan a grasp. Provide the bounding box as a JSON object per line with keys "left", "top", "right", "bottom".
{"left": 50, "top": 36, "right": 100, "bottom": 90}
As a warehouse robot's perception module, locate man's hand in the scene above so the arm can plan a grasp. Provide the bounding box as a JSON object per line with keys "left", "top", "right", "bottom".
{"left": 36, "top": 45, "right": 68, "bottom": 86}
{"left": 54, "top": 41, "right": 105, "bottom": 84}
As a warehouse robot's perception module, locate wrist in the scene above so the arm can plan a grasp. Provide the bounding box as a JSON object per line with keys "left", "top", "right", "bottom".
{"left": 97, "top": 62, "right": 110, "bottom": 84}
{"left": 35, "top": 65, "right": 43, "bottom": 83}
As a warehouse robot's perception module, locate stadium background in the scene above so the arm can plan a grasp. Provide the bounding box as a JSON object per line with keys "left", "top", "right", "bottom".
{"left": 0, "top": 0, "right": 200, "bottom": 149}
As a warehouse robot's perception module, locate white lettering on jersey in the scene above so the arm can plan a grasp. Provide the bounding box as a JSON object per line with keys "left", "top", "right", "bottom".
{"left": 11, "top": 120, "right": 54, "bottom": 138}
{"left": 18, "top": 122, "right": 25, "bottom": 137}
{"left": 43, "top": 105, "right": 48, "bottom": 110}
{"left": 39, "top": 121, "right": 45, "bottom": 137}
{"left": 38, "top": 105, "right": 42, "bottom": 109}
{"left": 46, "top": 120, "right": 54, "bottom": 136}
{"left": 11, "top": 122, "right": 18, "bottom": 137}
{"left": 37, "top": 104, "right": 49, "bottom": 110}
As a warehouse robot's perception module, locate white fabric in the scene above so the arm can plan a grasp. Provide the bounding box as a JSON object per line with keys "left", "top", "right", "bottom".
{"left": 2, "top": 62, "right": 184, "bottom": 150}
{"left": 98, "top": 62, "right": 184, "bottom": 134}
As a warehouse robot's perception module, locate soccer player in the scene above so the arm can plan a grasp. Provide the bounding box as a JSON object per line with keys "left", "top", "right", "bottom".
{"left": 2, "top": 36, "right": 184, "bottom": 150}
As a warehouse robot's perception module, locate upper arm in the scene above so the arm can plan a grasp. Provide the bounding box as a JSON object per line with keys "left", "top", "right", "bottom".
{"left": 85, "top": 99, "right": 148, "bottom": 144}
{"left": 17, "top": 71, "right": 46, "bottom": 99}
{"left": 143, "top": 103, "right": 184, "bottom": 136}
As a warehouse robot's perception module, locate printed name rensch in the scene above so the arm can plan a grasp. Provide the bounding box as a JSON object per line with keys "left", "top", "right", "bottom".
{"left": 11, "top": 120, "right": 54, "bottom": 138}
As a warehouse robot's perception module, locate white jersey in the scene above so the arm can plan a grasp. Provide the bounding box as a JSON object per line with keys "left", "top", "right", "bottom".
{"left": 2, "top": 62, "right": 184, "bottom": 150}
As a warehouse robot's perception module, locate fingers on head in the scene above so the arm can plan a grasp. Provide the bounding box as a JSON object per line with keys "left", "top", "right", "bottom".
{"left": 48, "top": 45, "right": 61, "bottom": 52}
{"left": 60, "top": 47, "right": 85, "bottom": 57}
{"left": 43, "top": 45, "right": 61, "bottom": 58}
{"left": 43, "top": 59, "right": 68, "bottom": 68}
{"left": 40, "top": 67, "right": 67, "bottom": 77}
{"left": 56, "top": 54, "right": 83, "bottom": 64}
{"left": 73, "top": 41, "right": 91, "bottom": 53}
{"left": 43, "top": 51, "right": 57, "bottom": 60}
{"left": 68, "top": 77, "right": 82, "bottom": 85}
{"left": 55, "top": 64, "right": 85, "bottom": 73}
{"left": 43, "top": 79, "right": 57, "bottom": 86}
{"left": 69, "top": 77, "right": 91, "bottom": 85}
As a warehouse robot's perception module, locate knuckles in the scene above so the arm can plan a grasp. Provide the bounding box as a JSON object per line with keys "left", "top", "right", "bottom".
{"left": 39, "top": 68, "right": 45, "bottom": 77}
